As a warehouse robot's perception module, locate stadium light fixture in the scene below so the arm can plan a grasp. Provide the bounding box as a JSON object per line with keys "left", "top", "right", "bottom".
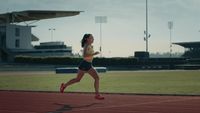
{"left": 95, "top": 16, "right": 107, "bottom": 57}
{"left": 49, "top": 28, "right": 56, "bottom": 41}
{"left": 144, "top": 0, "right": 151, "bottom": 53}
{"left": 168, "top": 21, "right": 173, "bottom": 57}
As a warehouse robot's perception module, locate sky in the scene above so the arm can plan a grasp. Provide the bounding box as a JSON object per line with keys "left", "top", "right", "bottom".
{"left": 1, "top": 0, "right": 200, "bottom": 57}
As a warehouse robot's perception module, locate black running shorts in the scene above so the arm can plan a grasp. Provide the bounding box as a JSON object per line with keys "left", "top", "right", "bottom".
{"left": 78, "top": 60, "right": 92, "bottom": 71}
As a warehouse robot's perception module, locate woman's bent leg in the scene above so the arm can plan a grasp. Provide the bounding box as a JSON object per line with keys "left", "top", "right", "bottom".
{"left": 88, "top": 67, "right": 104, "bottom": 100}
{"left": 60, "top": 69, "right": 85, "bottom": 93}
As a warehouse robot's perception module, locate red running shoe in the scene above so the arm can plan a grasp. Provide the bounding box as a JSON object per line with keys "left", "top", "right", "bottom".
{"left": 95, "top": 95, "right": 105, "bottom": 100}
{"left": 60, "top": 83, "right": 65, "bottom": 93}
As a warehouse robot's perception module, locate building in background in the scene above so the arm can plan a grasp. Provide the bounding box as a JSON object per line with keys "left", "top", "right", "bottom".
{"left": 0, "top": 10, "right": 82, "bottom": 62}
{"left": 173, "top": 42, "right": 200, "bottom": 58}
{"left": 19, "top": 41, "right": 73, "bottom": 57}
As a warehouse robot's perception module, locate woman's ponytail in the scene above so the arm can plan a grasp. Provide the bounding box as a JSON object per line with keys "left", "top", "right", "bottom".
{"left": 81, "top": 34, "right": 91, "bottom": 48}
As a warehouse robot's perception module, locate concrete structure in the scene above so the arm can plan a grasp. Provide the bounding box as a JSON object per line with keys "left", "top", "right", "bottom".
{"left": 0, "top": 24, "right": 33, "bottom": 62}
{"left": 174, "top": 42, "right": 200, "bottom": 58}
{"left": 56, "top": 67, "right": 107, "bottom": 74}
{"left": 17, "top": 41, "right": 73, "bottom": 57}
{"left": 0, "top": 10, "right": 82, "bottom": 62}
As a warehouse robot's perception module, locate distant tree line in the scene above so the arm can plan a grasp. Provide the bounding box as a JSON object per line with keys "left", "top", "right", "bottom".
{"left": 14, "top": 56, "right": 186, "bottom": 66}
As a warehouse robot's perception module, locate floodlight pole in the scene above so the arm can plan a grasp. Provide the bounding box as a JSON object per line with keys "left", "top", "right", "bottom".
{"left": 95, "top": 16, "right": 107, "bottom": 57}
{"left": 168, "top": 21, "right": 173, "bottom": 57}
{"left": 99, "top": 22, "right": 102, "bottom": 57}
{"left": 146, "top": 0, "right": 148, "bottom": 52}
{"left": 144, "top": 0, "right": 150, "bottom": 53}
{"left": 49, "top": 28, "right": 55, "bottom": 41}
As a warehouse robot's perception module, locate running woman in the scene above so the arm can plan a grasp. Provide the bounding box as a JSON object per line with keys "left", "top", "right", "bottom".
{"left": 60, "top": 33, "right": 104, "bottom": 100}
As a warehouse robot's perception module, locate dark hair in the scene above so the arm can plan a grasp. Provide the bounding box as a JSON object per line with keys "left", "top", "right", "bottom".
{"left": 81, "top": 33, "right": 91, "bottom": 48}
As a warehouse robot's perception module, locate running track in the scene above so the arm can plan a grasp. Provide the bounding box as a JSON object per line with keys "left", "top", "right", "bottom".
{"left": 0, "top": 91, "right": 200, "bottom": 113}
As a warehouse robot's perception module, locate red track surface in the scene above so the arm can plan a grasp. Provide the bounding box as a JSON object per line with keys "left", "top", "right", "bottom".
{"left": 0, "top": 91, "right": 200, "bottom": 113}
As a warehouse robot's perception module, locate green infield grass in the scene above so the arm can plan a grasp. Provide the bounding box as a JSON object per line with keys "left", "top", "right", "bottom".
{"left": 0, "top": 70, "right": 200, "bottom": 95}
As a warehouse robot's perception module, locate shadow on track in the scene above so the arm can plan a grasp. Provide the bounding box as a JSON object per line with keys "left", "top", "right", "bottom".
{"left": 48, "top": 103, "right": 101, "bottom": 113}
